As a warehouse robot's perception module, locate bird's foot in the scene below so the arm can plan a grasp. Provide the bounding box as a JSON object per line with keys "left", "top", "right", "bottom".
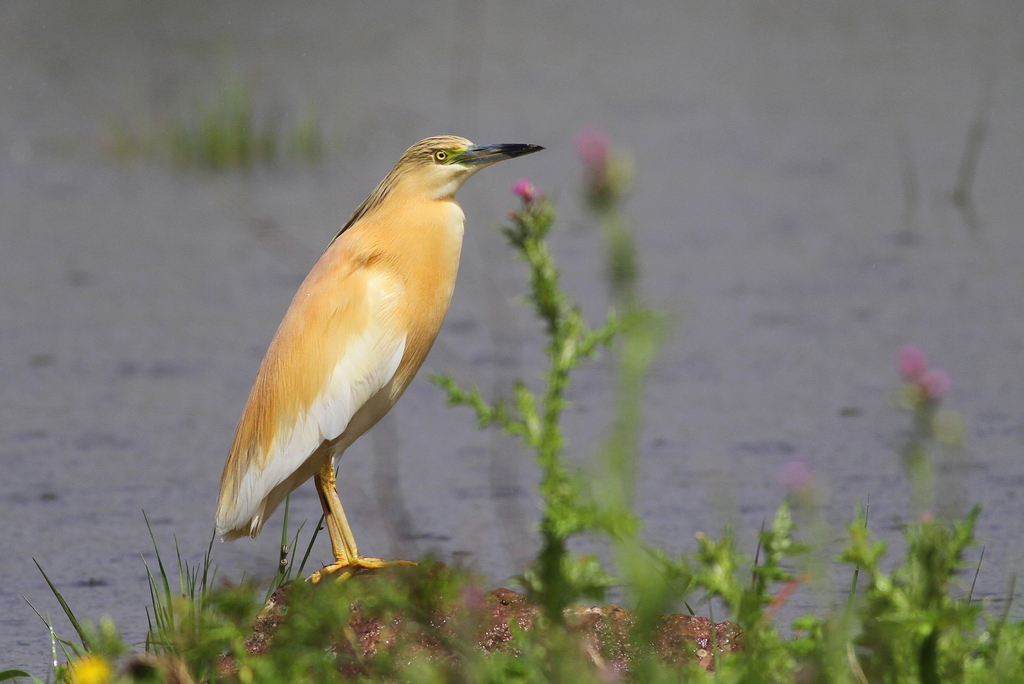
{"left": 307, "top": 557, "right": 416, "bottom": 584}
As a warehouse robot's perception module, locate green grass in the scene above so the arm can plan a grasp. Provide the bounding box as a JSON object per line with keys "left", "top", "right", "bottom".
{"left": 16, "top": 137, "right": 1024, "bottom": 683}
{"left": 105, "top": 78, "right": 327, "bottom": 170}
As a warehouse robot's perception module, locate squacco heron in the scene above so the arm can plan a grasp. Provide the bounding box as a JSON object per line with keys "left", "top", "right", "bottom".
{"left": 215, "top": 135, "right": 543, "bottom": 581}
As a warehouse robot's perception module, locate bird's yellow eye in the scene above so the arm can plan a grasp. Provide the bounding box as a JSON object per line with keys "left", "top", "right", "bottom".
{"left": 433, "top": 149, "right": 449, "bottom": 163}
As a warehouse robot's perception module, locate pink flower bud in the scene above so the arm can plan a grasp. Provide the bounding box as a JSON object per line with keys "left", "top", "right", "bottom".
{"left": 918, "top": 368, "right": 951, "bottom": 401}
{"left": 511, "top": 178, "right": 536, "bottom": 203}
{"left": 896, "top": 344, "right": 927, "bottom": 380}
{"left": 779, "top": 459, "right": 814, "bottom": 493}
{"left": 575, "top": 127, "right": 610, "bottom": 171}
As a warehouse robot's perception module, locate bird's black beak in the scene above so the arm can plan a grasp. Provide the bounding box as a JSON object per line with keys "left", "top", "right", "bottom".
{"left": 456, "top": 143, "right": 544, "bottom": 166}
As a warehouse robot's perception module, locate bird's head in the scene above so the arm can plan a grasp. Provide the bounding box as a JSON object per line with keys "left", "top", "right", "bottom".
{"left": 394, "top": 135, "right": 544, "bottom": 200}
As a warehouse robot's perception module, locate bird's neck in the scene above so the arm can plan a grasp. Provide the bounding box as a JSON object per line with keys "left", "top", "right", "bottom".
{"left": 368, "top": 191, "right": 465, "bottom": 274}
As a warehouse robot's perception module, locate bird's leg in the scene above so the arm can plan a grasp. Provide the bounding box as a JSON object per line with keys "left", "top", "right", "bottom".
{"left": 315, "top": 459, "right": 359, "bottom": 561}
{"left": 308, "top": 459, "right": 413, "bottom": 583}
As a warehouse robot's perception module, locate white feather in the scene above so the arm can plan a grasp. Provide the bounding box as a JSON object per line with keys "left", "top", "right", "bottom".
{"left": 216, "top": 278, "right": 408, "bottom": 537}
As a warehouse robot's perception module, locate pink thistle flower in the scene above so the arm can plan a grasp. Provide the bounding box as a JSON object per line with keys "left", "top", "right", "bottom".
{"left": 918, "top": 368, "right": 951, "bottom": 401}
{"left": 896, "top": 344, "right": 927, "bottom": 380}
{"left": 511, "top": 178, "right": 537, "bottom": 203}
{"left": 575, "top": 126, "right": 610, "bottom": 172}
{"left": 779, "top": 459, "right": 814, "bottom": 494}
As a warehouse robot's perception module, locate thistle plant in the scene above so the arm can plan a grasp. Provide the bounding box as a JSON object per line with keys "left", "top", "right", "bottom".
{"left": 432, "top": 128, "right": 665, "bottom": 628}
{"left": 432, "top": 185, "right": 622, "bottom": 622}
{"left": 895, "top": 344, "right": 962, "bottom": 517}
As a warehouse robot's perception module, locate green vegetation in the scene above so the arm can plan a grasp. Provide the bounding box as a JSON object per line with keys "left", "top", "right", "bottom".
{"left": 14, "top": 135, "right": 1023, "bottom": 682}
{"left": 105, "top": 78, "right": 326, "bottom": 170}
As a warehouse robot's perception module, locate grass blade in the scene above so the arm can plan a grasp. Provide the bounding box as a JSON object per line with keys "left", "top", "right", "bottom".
{"left": 845, "top": 497, "right": 870, "bottom": 618}
{"left": 23, "top": 599, "right": 80, "bottom": 666}
{"left": 143, "top": 512, "right": 173, "bottom": 614}
{"left": 751, "top": 517, "right": 765, "bottom": 589}
{"left": 968, "top": 544, "right": 985, "bottom": 606}
{"left": 0, "top": 670, "right": 46, "bottom": 684}
{"left": 266, "top": 495, "right": 292, "bottom": 598}
{"left": 32, "top": 560, "right": 91, "bottom": 652}
{"left": 296, "top": 513, "right": 325, "bottom": 579}
{"left": 999, "top": 574, "right": 1016, "bottom": 627}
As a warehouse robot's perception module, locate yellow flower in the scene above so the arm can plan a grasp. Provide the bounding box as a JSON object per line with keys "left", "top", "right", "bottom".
{"left": 68, "top": 655, "right": 112, "bottom": 684}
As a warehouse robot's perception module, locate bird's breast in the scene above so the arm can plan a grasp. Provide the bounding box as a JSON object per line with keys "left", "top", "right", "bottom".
{"left": 378, "top": 198, "right": 465, "bottom": 390}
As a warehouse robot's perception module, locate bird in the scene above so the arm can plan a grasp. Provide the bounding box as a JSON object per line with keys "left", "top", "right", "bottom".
{"left": 215, "top": 135, "right": 543, "bottom": 582}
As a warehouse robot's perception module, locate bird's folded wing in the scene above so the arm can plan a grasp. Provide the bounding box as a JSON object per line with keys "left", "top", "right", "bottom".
{"left": 216, "top": 253, "right": 406, "bottom": 537}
